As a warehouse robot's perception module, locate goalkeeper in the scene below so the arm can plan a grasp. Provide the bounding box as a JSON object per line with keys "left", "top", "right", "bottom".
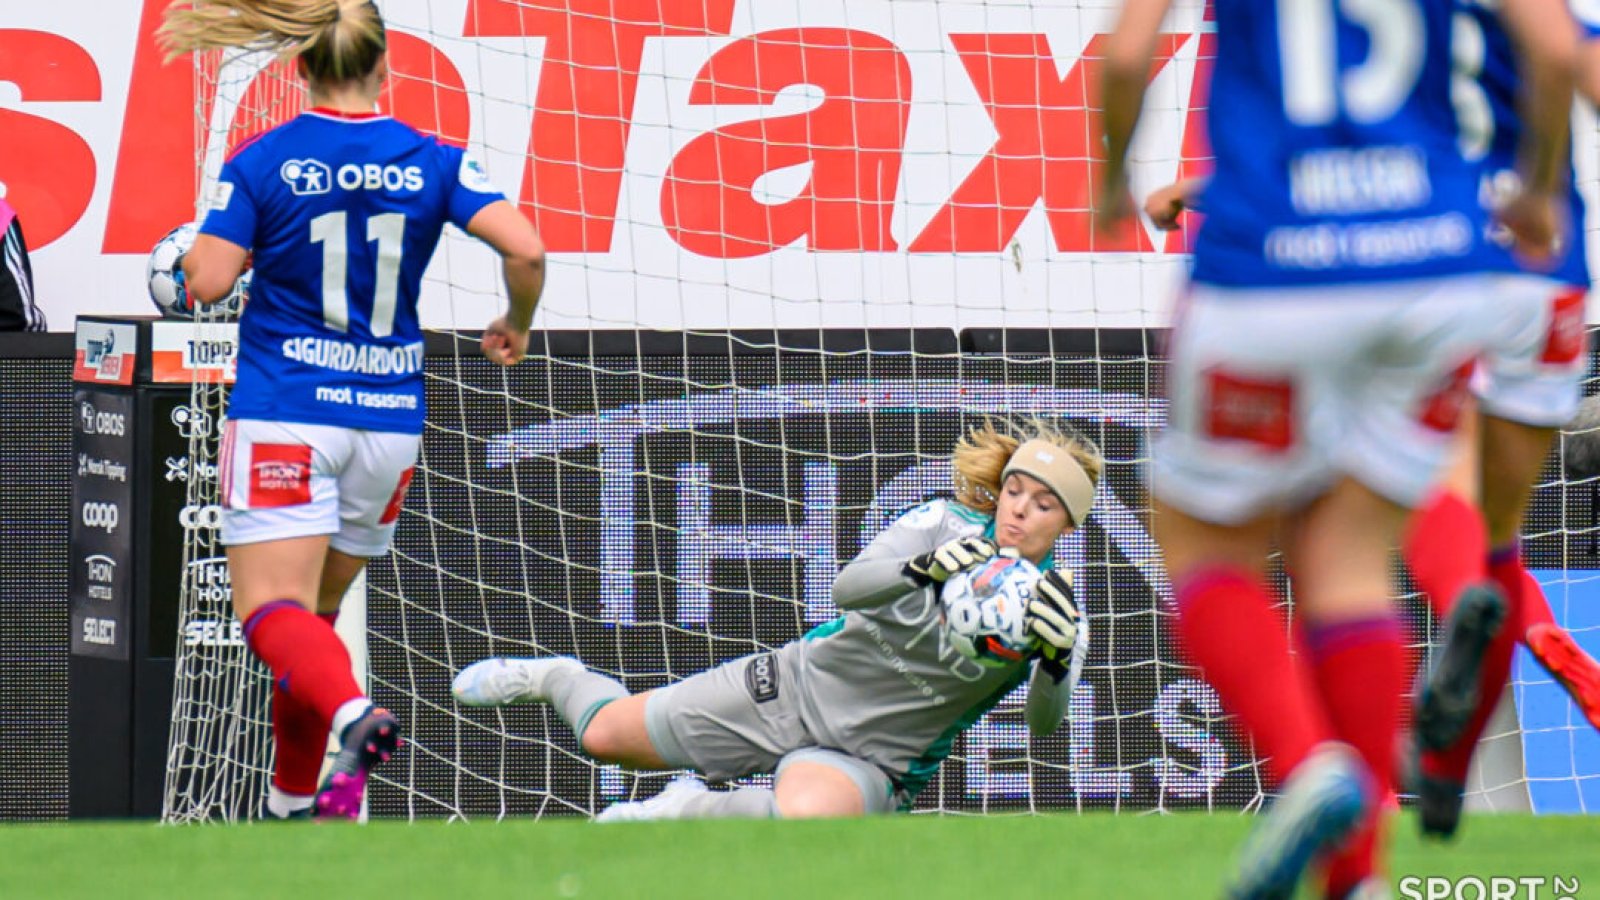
{"left": 452, "top": 419, "right": 1098, "bottom": 820}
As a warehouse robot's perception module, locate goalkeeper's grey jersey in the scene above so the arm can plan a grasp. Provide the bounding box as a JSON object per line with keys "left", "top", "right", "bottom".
{"left": 776, "top": 499, "right": 1036, "bottom": 796}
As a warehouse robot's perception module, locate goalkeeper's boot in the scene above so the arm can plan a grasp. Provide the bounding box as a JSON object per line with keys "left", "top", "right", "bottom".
{"left": 593, "top": 776, "right": 709, "bottom": 823}
{"left": 314, "top": 706, "right": 402, "bottom": 821}
{"left": 1526, "top": 623, "right": 1600, "bottom": 733}
{"left": 1228, "top": 743, "right": 1370, "bottom": 900}
{"left": 452, "top": 656, "right": 584, "bottom": 707}
{"left": 1415, "top": 584, "right": 1507, "bottom": 752}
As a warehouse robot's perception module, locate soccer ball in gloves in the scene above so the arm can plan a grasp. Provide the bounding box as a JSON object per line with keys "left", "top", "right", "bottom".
{"left": 940, "top": 552, "right": 1041, "bottom": 667}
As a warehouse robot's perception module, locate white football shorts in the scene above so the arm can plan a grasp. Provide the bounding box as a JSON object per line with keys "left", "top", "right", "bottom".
{"left": 1472, "top": 274, "right": 1588, "bottom": 428}
{"left": 1152, "top": 275, "right": 1507, "bottom": 525}
{"left": 218, "top": 418, "right": 420, "bottom": 557}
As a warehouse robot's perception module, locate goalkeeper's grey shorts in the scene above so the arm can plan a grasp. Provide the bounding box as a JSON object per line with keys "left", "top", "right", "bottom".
{"left": 643, "top": 651, "right": 903, "bottom": 813}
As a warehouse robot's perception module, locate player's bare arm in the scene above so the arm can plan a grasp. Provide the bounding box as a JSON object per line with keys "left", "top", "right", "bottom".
{"left": 1144, "top": 175, "right": 1207, "bottom": 231}
{"left": 468, "top": 199, "right": 545, "bottom": 366}
{"left": 181, "top": 233, "right": 250, "bottom": 305}
{"left": 1497, "top": 0, "right": 1579, "bottom": 260}
{"left": 1096, "top": 0, "right": 1174, "bottom": 234}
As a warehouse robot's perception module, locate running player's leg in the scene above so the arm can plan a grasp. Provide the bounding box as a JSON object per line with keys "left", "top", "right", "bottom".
{"left": 301, "top": 427, "right": 424, "bottom": 818}
{"left": 1403, "top": 413, "right": 1490, "bottom": 621}
{"left": 1153, "top": 288, "right": 1371, "bottom": 899}
{"left": 265, "top": 548, "right": 369, "bottom": 818}
{"left": 222, "top": 420, "right": 380, "bottom": 819}
{"left": 1152, "top": 288, "right": 1341, "bottom": 791}
{"left": 1313, "top": 278, "right": 1499, "bottom": 880}
{"left": 1291, "top": 479, "right": 1411, "bottom": 898}
{"left": 1413, "top": 280, "right": 1594, "bottom": 835}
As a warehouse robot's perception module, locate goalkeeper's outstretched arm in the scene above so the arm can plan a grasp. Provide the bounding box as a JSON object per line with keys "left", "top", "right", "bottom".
{"left": 1026, "top": 617, "right": 1087, "bottom": 737}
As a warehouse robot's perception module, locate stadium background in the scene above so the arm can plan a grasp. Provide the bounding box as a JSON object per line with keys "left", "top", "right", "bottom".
{"left": 4, "top": 0, "right": 1600, "bottom": 823}
{"left": 6, "top": 327, "right": 1597, "bottom": 820}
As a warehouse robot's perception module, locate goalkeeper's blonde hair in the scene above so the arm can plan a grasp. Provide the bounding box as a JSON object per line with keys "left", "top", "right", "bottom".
{"left": 951, "top": 418, "right": 1103, "bottom": 516}
{"left": 159, "top": 0, "right": 386, "bottom": 85}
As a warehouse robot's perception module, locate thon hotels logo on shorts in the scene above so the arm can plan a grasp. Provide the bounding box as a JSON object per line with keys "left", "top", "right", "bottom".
{"left": 248, "top": 444, "right": 312, "bottom": 508}
{"left": 280, "top": 159, "right": 332, "bottom": 196}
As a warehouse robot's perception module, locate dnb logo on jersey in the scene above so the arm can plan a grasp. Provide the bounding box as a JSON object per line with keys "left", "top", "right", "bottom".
{"left": 280, "top": 159, "right": 332, "bottom": 196}
{"left": 249, "top": 444, "right": 313, "bottom": 507}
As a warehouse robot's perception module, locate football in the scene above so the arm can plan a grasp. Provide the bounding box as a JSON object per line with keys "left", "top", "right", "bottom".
{"left": 147, "top": 222, "right": 249, "bottom": 319}
{"left": 940, "top": 552, "right": 1041, "bottom": 667}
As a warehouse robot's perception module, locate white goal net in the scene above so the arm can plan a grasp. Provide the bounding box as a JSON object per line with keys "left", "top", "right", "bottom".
{"left": 162, "top": 0, "right": 1600, "bottom": 823}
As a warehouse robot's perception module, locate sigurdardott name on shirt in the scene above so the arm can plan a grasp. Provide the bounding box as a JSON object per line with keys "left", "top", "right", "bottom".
{"left": 281, "top": 336, "right": 425, "bottom": 376}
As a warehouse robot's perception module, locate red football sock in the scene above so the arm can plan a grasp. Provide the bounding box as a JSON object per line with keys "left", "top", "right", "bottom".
{"left": 272, "top": 684, "right": 328, "bottom": 795}
{"left": 244, "top": 600, "right": 364, "bottom": 727}
{"left": 1304, "top": 615, "right": 1406, "bottom": 897}
{"left": 1172, "top": 567, "right": 1332, "bottom": 786}
{"left": 1517, "top": 569, "right": 1556, "bottom": 633}
{"left": 1403, "top": 490, "right": 1488, "bottom": 619}
{"left": 1420, "top": 548, "right": 1524, "bottom": 783}
{"left": 269, "top": 609, "right": 343, "bottom": 796}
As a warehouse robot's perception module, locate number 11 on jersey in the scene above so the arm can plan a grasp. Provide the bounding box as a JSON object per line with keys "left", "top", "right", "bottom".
{"left": 309, "top": 210, "right": 406, "bottom": 338}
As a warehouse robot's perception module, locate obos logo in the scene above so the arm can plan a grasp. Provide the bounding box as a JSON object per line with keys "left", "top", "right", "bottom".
{"left": 80, "top": 401, "right": 125, "bottom": 436}
{"left": 180, "top": 504, "right": 225, "bottom": 530}
{"left": 81, "top": 502, "right": 120, "bottom": 533}
{"left": 280, "top": 158, "right": 332, "bottom": 196}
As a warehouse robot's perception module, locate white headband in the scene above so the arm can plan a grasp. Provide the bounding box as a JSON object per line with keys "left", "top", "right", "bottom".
{"left": 1000, "top": 439, "right": 1096, "bottom": 526}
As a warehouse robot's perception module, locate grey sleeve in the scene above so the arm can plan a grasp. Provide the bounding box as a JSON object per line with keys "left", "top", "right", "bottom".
{"left": 1025, "top": 618, "right": 1088, "bottom": 737}
{"left": 830, "top": 506, "right": 948, "bottom": 611}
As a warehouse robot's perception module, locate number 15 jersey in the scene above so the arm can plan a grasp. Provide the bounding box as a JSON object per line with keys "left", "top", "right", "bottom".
{"left": 200, "top": 109, "right": 504, "bottom": 434}
{"left": 1193, "top": 0, "right": 1497, "bottom": 287}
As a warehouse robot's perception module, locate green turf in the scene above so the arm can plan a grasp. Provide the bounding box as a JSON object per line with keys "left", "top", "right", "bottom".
{"left": 1, "top": 812, "right": 1593, "bottom": 899}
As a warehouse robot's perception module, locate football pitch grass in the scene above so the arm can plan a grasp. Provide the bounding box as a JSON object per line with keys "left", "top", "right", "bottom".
{"left": 2, "top": 812, "right": 1593, "bottom": 899}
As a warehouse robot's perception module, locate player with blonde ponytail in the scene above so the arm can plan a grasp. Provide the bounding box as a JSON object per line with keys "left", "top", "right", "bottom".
{"left": 161, "top": 0, "right": 546, "bottom": 820}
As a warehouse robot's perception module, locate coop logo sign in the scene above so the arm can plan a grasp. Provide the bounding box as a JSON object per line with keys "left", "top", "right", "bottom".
{"left": 81, "top": 502, "right": 120, "bottom": 533}
{"left": 180, "top": 504, "right": 225, "bottom": 530}
{"left": 485, "top": 380, "right": 1169, "bottom": 625}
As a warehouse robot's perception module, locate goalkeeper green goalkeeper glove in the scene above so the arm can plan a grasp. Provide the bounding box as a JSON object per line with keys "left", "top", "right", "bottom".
{"left": 1027, "top": 569, "right": 1081, "bottom": 664}
{"left": 903, "top": 536, "right": 998, "bottom": 586}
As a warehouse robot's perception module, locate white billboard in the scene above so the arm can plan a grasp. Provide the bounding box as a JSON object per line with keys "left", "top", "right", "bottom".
{"left": 7, "top": 0, "right": 1591, "bottom": 331}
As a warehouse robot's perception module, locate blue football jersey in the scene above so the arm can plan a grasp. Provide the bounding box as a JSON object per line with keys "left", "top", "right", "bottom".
{"left": 1192, "top": 0, "right": 1498, "bottom": 287}
{"left": 1458, "top": 0, "right": 1597, "bottom": 286}
{"left": 200, "top": 109, "right": 504, "bottom": 433}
